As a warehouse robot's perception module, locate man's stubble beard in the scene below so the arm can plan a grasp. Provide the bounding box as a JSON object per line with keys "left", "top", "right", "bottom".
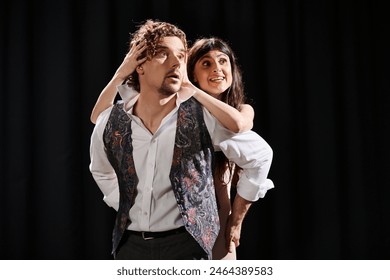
{"left": 158, "top": 78, "right": 180, "bottom": 96}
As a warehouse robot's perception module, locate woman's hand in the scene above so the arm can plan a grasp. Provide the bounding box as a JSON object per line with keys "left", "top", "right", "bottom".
{"left": 115, "top": 41, "right": 147, "bottom": 79}
{"left": 178, "top": 68, "right": 197, "bottom": 101}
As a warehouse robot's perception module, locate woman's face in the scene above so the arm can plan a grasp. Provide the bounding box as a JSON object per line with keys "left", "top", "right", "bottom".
{"left": 193, "top": 50, "right": 233, "bottom": 99}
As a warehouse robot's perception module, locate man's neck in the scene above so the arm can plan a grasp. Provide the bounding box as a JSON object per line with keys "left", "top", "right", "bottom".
{"left": 133, "top": 91, "right": 177, "bottom": 134}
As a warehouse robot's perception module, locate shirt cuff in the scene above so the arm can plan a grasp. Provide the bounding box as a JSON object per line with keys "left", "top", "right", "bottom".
{"left": 236, "top": 174, "right": 274, "bottom": 202}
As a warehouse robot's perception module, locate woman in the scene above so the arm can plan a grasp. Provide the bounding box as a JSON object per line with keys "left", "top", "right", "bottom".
{"left": 90, "top": 37, "right": 254, "bottom": 260}
{"left": 185, "top": 38, "right": 254, "bottom": 260}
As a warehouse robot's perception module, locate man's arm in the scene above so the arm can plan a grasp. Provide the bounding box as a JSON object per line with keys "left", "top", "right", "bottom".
{"left": 218, "top": 130, "right": 274, "bottom": 200}
{"left": 89, "top": 107, "right": 120, "bottom": 210}
{"left": 226, "top": 194, "right": 252, "bottom": 252}
{"left": 204, "top": 111, "right": 274, "bottom": 251}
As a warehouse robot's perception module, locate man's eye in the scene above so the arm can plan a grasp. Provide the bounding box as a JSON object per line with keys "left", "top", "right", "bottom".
{"left": 156, "top": 51, "right": 168, "bottom": 57}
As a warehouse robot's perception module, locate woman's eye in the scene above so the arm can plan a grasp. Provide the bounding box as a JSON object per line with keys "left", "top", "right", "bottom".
{"left": 219, "top": 58, "right": 227, "bottom": 64}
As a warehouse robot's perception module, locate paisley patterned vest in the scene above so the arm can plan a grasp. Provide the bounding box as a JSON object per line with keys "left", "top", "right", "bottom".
{"left": 103, "top": 97, "right": 220, "bottom": 259}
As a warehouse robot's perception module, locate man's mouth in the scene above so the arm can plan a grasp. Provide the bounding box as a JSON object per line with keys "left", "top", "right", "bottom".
{"left": 166, "top": 71, "right": 180, "bottom": 80}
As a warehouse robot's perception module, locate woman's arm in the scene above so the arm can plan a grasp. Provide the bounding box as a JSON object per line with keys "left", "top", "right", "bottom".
{"left": 90, "top": 42, "right": 147, "bottom": 124}
{"left": 194, "top": 90, "right": 254, "bottom": 133}
{"left": 179, "top": 78, "right": 254, "bottom": 133}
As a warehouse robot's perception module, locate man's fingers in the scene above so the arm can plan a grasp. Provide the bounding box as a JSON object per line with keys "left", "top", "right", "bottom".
{"left": 228, "top": 239, "right": 235, "bottom": 253}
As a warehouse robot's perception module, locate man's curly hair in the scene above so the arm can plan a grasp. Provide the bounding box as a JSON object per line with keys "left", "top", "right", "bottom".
{"left": 126, "top": 19, "right": 187, "bottom": 92}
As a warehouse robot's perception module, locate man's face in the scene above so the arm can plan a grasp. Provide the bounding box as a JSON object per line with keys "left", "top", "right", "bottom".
{"left": 142, "top": 36, "right": 187, "bottom": 96}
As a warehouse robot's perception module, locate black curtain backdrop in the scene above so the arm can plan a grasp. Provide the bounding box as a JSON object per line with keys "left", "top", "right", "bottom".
{"left": 1, "top": 0, "right": 389, "bottom": 260}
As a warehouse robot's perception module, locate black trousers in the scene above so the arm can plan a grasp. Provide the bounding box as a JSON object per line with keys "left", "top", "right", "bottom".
{"left": 115, "top": 229, "right": 208, "bottom": 260}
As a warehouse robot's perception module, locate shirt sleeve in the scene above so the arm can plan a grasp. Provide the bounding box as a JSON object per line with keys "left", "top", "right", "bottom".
{"left": 220, "top": 130, "right": 274, "bottom": 201}
{"left": 89, "top": 107, "right": 120, "bottom": 211}
{"left": 204, "top": 109, "right": 274, "bottom": 202}
{"left": 117, "top": 84, "right": 139, "bottom": 103}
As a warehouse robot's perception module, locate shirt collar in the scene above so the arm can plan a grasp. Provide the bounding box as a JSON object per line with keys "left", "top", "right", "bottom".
{"left": 117, "top": 84, "right": 190, "bottom": 112}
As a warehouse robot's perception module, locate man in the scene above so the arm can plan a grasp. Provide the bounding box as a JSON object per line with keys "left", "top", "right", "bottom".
{"left": 89, "top": 20, "right": 274, "bottom": 260}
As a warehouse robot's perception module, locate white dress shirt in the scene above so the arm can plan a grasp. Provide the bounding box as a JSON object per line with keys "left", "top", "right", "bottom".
{"left": 90, "top": 85, "right": 274, "bottom": 232}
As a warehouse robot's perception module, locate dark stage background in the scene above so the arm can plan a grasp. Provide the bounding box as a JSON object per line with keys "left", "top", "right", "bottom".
{"left": 1, "top": 0, "right": 389, "bottom": 259}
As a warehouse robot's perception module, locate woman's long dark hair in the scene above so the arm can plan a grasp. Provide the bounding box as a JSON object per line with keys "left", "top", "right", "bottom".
{"left": 188, "top": 38, "right": 246, "bottom": 185}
